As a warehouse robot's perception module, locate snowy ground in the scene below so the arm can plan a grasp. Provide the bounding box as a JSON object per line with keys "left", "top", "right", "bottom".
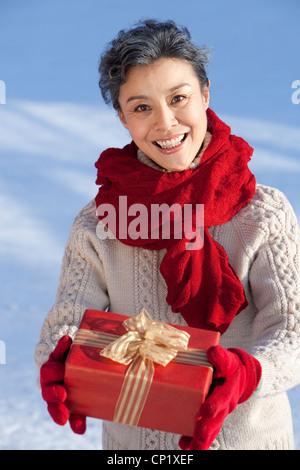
{"left": 0, "top": 100, "right": 300, "bottom": 450}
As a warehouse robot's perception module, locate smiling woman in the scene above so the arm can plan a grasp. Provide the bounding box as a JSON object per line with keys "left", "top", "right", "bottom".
{"left": 99, "top": 19, "right": 210, "bottom": 172}
{"left": 35, "top": 19, "right": 300, "bottom": 452}
{"left": 117, "top": 58, "right": 209, "bottom": 171}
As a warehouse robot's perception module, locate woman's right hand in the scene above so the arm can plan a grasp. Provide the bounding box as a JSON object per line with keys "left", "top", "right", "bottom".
{"left": 40, "top": 335, "right": 86, "bottom": 434}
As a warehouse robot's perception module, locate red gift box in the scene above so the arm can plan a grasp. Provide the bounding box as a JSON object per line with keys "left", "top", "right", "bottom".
{"left": 65, "top": 309, "right": 219, "bottom": 436}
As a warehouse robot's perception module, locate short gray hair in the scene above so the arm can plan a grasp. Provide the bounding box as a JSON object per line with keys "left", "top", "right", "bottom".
{"left": 98, "top": 19, "right": 210, "bottom": 111}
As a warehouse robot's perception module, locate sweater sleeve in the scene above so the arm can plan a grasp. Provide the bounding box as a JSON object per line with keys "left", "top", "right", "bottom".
{"left": 247, "top": 187, "right": 300, "bottom": 397}
{"left": 34, "top": 201, "right": 110, "bottom": 371}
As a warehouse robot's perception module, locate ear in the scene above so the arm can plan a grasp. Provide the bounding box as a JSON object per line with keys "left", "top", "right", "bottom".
{"left": 202, "top": 79, "right": 210, "bottom": 110}
{"left": 118, "top": 110, "right": 128, "bottom": 129}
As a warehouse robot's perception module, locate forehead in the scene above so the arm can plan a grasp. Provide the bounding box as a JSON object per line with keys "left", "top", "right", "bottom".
{"left": 120, "top": 58, "right": 200, "bottom": 96}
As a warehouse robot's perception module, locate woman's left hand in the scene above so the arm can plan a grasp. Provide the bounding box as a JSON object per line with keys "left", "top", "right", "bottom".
{"left": 179, "top": 345, "right": 262, "bottom": 450}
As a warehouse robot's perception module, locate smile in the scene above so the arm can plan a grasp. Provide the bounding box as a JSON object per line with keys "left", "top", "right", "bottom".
{"left": 154, "top": 133, "right": 187, "bottom": 149}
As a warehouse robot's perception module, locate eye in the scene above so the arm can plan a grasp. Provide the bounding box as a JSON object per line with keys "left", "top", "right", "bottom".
{"left": 134, "top": 104, "right": 151, "bottom": 112}
{"left": 171, "top": 95, "right": 186, "bottom": 104}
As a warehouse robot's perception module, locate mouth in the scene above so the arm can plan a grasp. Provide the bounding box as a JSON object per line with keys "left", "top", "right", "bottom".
{"left": 154, "top": 133, "right": 187, "bottom": 149}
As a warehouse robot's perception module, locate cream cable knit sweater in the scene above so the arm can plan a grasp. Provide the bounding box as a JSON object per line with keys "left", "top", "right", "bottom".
{"left": 35, "top": 181, "right": 300, "bottom": 450}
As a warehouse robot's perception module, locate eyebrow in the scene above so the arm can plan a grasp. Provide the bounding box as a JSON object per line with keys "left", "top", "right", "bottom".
{"left": 126, "top": 94, "right": 148, "bottom": 104}
{"left": 126, "top": 83, "right": 190, "bottom": 103}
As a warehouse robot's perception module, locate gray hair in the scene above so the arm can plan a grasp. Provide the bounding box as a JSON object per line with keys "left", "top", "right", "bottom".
{"left": 98, "top": 19, "right": 210, "bottom": 111}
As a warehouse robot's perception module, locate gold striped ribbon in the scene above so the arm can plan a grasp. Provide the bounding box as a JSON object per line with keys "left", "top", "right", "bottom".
{"left": 74, "top": 328, "right": 211, "bottom": 367}
{"left": 73, "top": 309, "right": 212, "bottom": 426}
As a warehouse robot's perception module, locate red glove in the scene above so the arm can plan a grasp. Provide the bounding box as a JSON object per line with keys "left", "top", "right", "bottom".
{"left": 179, "top": 345, "right": 262, "bottom": 450}
{"left": 40, "top": 335, "right": 86, "bottom": 434}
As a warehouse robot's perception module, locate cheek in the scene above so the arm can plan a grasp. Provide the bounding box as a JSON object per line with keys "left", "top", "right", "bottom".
{"left": 127, "top": 118, "right": 150, "bottom": 142}
{"left": 180, "top": 101, "right": 205, "bottom": 127}
{"left": 190, "top": 109, "right": 207, "bottom": 135}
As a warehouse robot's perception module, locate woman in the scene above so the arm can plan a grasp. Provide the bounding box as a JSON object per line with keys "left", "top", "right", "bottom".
{"left": 35, "top": 19, "right": 300, "bottom": 450}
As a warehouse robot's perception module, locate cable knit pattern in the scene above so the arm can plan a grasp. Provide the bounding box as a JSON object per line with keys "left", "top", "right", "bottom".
{"left": 35, "top": 184, "right": 300, "bottom": 450}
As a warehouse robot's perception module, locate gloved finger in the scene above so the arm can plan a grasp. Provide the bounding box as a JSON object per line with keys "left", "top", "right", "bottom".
{"left": 182, "top": 436, "right": 205, "bottom": 451}
{"left": 69, "top": 413, "right": 86, "bottom": 434}
{"left": 178, "top": 435, "right": 193, "bottom": 450}
{"left": 49, "top": 335, "right": 72, "bottom": 363}
{"left": 197, "top": 379, "right": 233, "bottom": 420}
{"left": 42, "top": 382, "right": 67, "bottom": 404}
{"left": 180, "top": 432, "right": 211, "bottom": 451}
{"left": 40, "top": 361, "right": 65, "bottom": 385}
{"left": 206, "top": 345, "right": 238, "bottom": 377}
{"left": 47, "top": 402, "right": 70, "bottom": 426}
{"left": 193, "top": 409, "right": 229, "bottom": 449}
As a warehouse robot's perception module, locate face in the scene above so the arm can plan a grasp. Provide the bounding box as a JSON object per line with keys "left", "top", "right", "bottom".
{"left": 118, "top": 58, "right": 210, "bottom": 172}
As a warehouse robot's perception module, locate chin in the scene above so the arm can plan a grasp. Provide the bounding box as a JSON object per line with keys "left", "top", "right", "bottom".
{"left": 166, "top": 166, "right": 188, "bottom": 172}
{"left": 164, "top": 160, "right": 193, "bottom": 172}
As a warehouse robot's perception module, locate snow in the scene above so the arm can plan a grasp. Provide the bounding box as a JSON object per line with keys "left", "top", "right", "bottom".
{"left": 0, "top": 99, "right": 300, "bottom": 450}
{"left": 0, "top": 0, "right": 299, "bottom": 450}
{"left": 0, "top": 100, "right": 130, "bottom": 450}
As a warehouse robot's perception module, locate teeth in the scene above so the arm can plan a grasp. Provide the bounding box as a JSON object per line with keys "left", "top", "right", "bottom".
{"left": 156, "top": 134, "right": 185, "bottom": 149}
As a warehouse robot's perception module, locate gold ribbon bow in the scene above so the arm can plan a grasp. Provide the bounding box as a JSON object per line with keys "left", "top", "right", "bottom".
{"left": 100, "top": 308, "right": 190, "bottom": 426}
{"left": 100, "top": 308, "right": 190, "bottom": 366}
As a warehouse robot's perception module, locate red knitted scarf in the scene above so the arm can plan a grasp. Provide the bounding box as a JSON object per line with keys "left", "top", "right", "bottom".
{"left": 95, "top": 109, "right": 255, "bottom": 333}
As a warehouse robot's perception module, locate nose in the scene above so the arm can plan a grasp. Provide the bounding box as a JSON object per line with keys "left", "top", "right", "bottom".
{"left": 153, "top": 104, "right": 178, "bottom": 132}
